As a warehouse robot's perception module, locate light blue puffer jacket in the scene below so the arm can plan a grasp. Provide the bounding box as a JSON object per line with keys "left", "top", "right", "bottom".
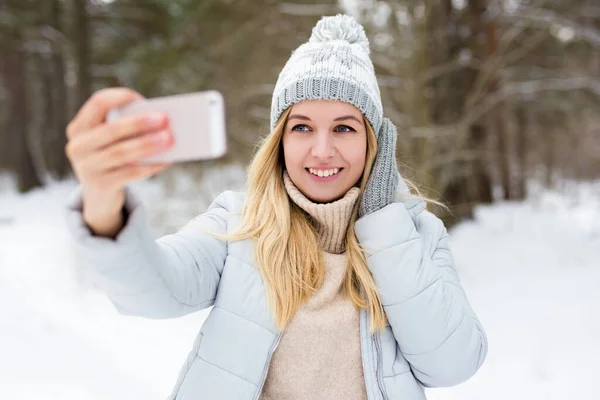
{"left": 66, "top": 187, "right": 487, "bottom": 400}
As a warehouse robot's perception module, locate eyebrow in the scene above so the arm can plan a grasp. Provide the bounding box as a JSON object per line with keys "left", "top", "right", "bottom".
{"left": 288, "top": 114, "right": 362, "bottom": 124}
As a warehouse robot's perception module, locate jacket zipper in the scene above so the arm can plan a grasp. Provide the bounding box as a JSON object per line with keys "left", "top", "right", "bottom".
{"left": 254, "top": 332, "right": 282, "bottom": 400}
{"left": 374, "top": 331, "right": 389, "bottom": 400}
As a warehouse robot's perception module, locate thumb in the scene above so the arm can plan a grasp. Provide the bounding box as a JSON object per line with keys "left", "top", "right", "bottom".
{"left": 374, "top": 118, "right": 398, "bottom": 174}
{"left": 378, "top": 120, "right": 413, "bottom": 199}
{"left": 377, "top": 118, "right": 397, "bottom": 148}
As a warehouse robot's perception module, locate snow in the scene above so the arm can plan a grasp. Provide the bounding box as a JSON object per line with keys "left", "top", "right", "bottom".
{"left": 1, "top": 172, "right": 598, "bottom": 399}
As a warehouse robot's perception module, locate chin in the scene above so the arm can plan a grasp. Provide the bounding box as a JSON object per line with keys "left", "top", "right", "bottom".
{"left": 304, "top": 188, "right": 346, "bottom": 204}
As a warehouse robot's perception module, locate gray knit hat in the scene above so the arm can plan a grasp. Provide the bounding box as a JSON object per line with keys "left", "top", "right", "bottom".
{"left": 270, "top": 14, "right": 383, "bottom": 134}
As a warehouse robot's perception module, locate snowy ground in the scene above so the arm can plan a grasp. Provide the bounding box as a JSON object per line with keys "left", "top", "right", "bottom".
{"left": 0, "top": 173, "right": 598, "bottom": 400}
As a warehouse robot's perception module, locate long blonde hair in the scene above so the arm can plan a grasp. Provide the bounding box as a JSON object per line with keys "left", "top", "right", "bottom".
{"left": 214, "top": 108, "right": 432, "bottom": 333}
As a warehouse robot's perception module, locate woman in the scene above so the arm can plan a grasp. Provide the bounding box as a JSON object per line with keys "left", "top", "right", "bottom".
{"left": 65, "top": 14, "right": 487, "bottom": 400}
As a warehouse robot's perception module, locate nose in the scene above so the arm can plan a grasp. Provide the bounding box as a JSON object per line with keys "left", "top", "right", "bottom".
{"left": 310, "top": 131, "right": 336, "bottom": 160}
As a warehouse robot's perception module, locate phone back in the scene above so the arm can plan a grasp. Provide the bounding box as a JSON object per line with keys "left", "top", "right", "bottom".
{"left": 108, "top": 91, "right": 227, "bottom": 163}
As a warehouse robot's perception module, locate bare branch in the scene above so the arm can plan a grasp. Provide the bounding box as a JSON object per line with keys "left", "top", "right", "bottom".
{"left": 421, "top": 150, "right": 486, "bottom": 170}
{"left": 39, "top": 24, "right": 69, "bottom": 47}
{"left": 465, "top": 0, "right": 550, "bottom": 111}
{"left": 503, "top": 65, "right": 568, "bottom": 80}
{"left": 418, "top": 8, "right": 546, "bottom": 86}
{"left": 88, "top": 7, "right": 157, "bottom": 23}
{"left": 372, "top": 53, "right": 401, "bottom": 76}
{"left": 409, "top": 125, "right": 443, "bottom": 139}
{"left": 377, "top": 75, "right": 409, "bottom": 90}
{"left": 505, "top": 6, "right": 600, "bottom": 48}
{"left": 412, "top": 76, "right": 600, "bottom": 139}
{"left": 242, "top": 84, "right": 275, "bottom": 100}
{"left": 383, "top": 108, "right": 410, "bottom": 127}
{"left": 419, "top": 57, "right": 483, "bottom": 84}
{"left": 502, "top": 29, "right": 548, "bottom": 66}
{"left": 503, "top": 77, "right": 600, "bottom": 97}
{"left": 209, "top": 14, "right": 267, "bottom": 59}
{"left": 578, "top": 5, "right": 600, "bottom": 18}
{"left": 0, "top": 10, "right": 17, "bottom": 29}
{"left": 278, "top": 3, "right": 339, "bottom": 16}
{"left": 498, "top": 0, "right": 548, "bottom": 52}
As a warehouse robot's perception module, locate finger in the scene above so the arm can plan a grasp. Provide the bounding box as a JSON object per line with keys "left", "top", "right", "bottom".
{"left": 65, "top": 113, "right": 168, "bottom": 162}
{"left": 86, "top": 112, "right": 168, "bottom": 151}
{"left": 84, "top": 129, "right": 173, "bottom": 171}
{"left": 67, "top": 88, "right": 144, "bottom": 140}
{"left": 104, "top": 162, "right": 172, "bottom": 188}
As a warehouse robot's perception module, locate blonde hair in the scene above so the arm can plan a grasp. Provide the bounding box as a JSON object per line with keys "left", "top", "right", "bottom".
{"left": 213, "top": 107, "right": 438, "bottom": 333}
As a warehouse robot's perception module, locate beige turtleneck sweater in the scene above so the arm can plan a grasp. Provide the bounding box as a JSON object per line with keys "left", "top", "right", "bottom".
{"left": 260, "top": 172, "right": 367, "bottom": 400}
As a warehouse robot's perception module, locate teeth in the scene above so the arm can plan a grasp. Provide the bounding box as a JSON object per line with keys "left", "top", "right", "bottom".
{"left": 308, "top": 168, "right": 340, "bottom": 177}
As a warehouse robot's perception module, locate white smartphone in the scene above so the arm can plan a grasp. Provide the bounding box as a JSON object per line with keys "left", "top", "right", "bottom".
{"left": 107, "top": 90, "right": 227, "bottom": 163}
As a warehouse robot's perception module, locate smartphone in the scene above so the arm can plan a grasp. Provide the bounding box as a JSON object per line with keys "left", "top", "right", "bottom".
{"left": 107, "top": 90, "right": 227, "bottom": 163}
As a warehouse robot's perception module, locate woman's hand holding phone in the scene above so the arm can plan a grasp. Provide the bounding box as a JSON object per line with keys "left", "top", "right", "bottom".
{"left": 65, "top": 87, "right": 174, "bottom": 237}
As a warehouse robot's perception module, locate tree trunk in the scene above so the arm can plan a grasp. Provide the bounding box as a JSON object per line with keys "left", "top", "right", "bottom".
{"left": 74, "top": 0, "right": 92, "bottom": 108}
{"left": 2, "top": 34, "right": 42, "bottom": 191}
{"left": 409, "top": 1, "right": 434, "bottom": 191}
{"left": 540, "top": 109, "right": 556, "bottom": 188}
{"left": 439, "top": 0, "right": 493, "bottom": 225}
{"left": 486, "top": 5, "right": 511, "bottom": 200}
{"left": 514, "top": 105, "right": 528, "bottom": 200}
{"left": 47, "top": 0, "right": 70, "bottom": 178}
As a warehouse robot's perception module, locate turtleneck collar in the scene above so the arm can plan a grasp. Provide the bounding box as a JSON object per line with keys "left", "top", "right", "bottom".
{"left": 282, "top": 171, "right": 360, "bottom": 254}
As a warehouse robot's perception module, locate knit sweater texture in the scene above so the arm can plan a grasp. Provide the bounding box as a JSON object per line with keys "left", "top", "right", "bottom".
{"left": 259, "top": 172, "right": 367, "bottom": 400}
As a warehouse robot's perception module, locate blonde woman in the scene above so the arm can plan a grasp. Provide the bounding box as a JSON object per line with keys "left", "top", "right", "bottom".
{"left": 65, "top": 14, "right": 487, "bottom": 400}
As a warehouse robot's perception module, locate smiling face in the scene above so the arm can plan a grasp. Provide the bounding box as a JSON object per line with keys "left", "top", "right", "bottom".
{"left": 282, "top": 100, "right": 367, "bottom": 203}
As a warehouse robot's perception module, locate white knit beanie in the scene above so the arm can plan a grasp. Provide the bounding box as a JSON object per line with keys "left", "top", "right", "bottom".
{"left": 270, "top": 14, "right": 384, "bottom": 135}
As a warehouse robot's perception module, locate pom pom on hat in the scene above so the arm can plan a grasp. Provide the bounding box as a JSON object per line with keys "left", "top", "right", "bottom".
{"left": 309, "top": 14, "right": 370, "bottom": 55}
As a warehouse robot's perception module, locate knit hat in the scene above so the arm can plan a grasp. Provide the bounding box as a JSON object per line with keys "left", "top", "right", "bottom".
{"left": 270, "top": 14, "right": 384, "bottom": 135}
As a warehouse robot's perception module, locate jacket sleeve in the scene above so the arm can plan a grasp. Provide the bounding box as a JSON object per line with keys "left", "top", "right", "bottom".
{"left": 355, "top": 202, "right": 488, "bottom": 388}
{"left": 66, "top": 187, "right": 231, "bottom": 319}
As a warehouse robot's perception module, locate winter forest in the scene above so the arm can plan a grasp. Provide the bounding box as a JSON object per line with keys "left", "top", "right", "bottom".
{"left": 1, "top": 0, "right": 599, "bottom": 399}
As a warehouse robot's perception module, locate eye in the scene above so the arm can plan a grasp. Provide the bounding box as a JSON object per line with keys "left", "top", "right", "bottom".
{"left": 334, "top": 125, "right": 356, "bottom": 133}
{"left": 291, "top": 124, "right": 311, "bottom": 132}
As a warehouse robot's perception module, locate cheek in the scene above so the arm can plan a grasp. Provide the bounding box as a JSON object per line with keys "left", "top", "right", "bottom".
{"left": 352, "top": 149, "right": 367, "bottom": 172}
{"left": 341, "top": 140, "right": 367, "bottom": 172}
{"left": 282, "top": 136, "right": 302, "bottom": 169}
